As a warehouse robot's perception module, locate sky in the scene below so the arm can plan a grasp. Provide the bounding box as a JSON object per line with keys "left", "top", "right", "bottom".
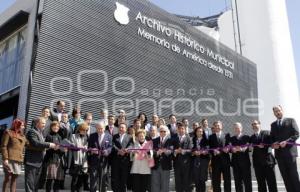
{"left": 149, "top": 0, "right": 300, "bottom": 92}
{"left": 0, "top": 0, "right": 299, "bottom": 91}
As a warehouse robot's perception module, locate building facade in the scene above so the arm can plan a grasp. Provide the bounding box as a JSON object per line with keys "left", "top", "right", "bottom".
{"left": 0, "top": 0, "right": 257, "bottom": 133}
{"left": 196, "top": 0, "right": 300, "bottom": 130}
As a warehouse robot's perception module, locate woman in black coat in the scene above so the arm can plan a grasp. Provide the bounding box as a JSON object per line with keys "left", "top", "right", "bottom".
{"left": 192, "top": 127, "right": 210, "bottom": 192}
{"left": 44, "top": 121, "right": 65, "bottom": 192}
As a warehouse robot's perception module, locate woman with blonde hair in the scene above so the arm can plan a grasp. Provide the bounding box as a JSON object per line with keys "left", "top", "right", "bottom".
{"left": 158, "top": 118, "right": 166, "bottom": 127}
{"left": 69, "top": 122, "right": 89, "bottom": 192}
{"left": 1, "top": 119, "right": 27, "bottom": 192}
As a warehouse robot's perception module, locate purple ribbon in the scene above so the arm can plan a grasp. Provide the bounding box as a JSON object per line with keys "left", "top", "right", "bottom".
{"left": 56, "top": 142, "right": 300, "bottom": 154}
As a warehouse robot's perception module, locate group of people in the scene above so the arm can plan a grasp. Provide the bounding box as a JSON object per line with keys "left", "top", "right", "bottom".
{"left": 1, "top": 101, "right": 300, "bottom": 192}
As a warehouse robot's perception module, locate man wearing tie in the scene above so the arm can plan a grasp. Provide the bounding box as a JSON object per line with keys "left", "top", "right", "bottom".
{"left": 105, "top": 115, "right": 118, "bottom": 136}
{"left": 208, "top": 121, "right": 231, "bottom": 192}
{"left": 105, "top": 115, "right": 118, "bottom": 180}
{"left": 250, "top": 120, "right": 277, "bottom": 192}
{"left": 201, "top": 118, "right": 212, "bottom": 140}
{"left": 173, "top": 122, "right": 193, "bottom": 192}
{"left": 51, "top": 100, "right": 66, "bottom": 122}
{"left": 111, "top": 123, "right": 133, "bottom": 192}
{"left": 151, "top": 125, "right": 173, "bottom": 192}
{"left": 167, "top": 114, "right": 177, "bottom": 136}
{"left": 24, "top": 117, "right": 57, "bottom": 192}
{"left": 84, "top": 112, "right": 95, "bottom": 136}
{"left": 270, "top": 105, "right": 300, "bottom": 192}
{"left": 88, "top": 122, "right": 112, "bottom": 192}
{"left": 230, "top": 122, "right": 252, "bottom": 192}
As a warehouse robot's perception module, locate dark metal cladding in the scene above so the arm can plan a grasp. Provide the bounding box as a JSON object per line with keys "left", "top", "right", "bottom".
{"left": 27, "top": 0, "right": 257, "bottom": 134}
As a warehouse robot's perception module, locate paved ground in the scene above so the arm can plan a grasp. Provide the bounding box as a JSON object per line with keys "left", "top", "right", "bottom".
{"left": 1, "top": 159, "right": 298, "bottom": 192}
{"left": 0, "top": 169, "right": 287, "bottom": 192}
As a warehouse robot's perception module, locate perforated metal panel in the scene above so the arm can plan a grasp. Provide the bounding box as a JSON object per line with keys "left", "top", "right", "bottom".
{"left": 27, "top": 0, "right": 258, "bottom": 134}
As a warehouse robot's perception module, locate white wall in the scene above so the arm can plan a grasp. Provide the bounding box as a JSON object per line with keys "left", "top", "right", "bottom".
{"left": 203, "top": 0, "right": 300, "bottom": 130}
{"left": 0, "top": 0, "right": 34, "bottom": 26}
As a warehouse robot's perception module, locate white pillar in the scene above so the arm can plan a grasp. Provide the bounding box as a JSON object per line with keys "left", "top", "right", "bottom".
{"left": 231, "top": 0, "right": 300, "bottom": 129}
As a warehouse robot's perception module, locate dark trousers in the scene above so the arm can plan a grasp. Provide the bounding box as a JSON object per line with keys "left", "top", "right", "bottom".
{"left": 253, "top": 163, "right": 277, "bottom": 192}
{"left": 211, "top": 163, "right": 231, "bottom": 192}
{"left": 132, "top": 174, "right": 150, "bottom": 192}
{"left": 83, "top": 174, "right": 89, "bottom": 190}
{"left": 25, "top": 164, "right": 42, "bottom": 192}
{"left": 37, "top": 163, "right": 47, "bottom": 189}
{"left": 193, "top": 158, "right": 209, "bottom": 192}
{"left": 71, "top": 173, "right": 85, "bottom": 192}
{"left": 232, "top": 164, "right": 252, "bottom": 192}
{"left": 189, "top": 159, "right": 195, "bottom": 191}
{"left": 45, "top": 179, "right": 60, "bottom": 192}
{"left": 111, "top": 158, "right": 130, "bottom": 192}
{"left": 90, "top": 165, "right": 107, "bottom": 192}
{"left": 127, "top": 162, "right": 133, "bottom": 190}
{"left": 174, "top": 163, "right": 191, "bottom": 192}
{"left": 277, "top": 157, "right": 300, "bottom": 192}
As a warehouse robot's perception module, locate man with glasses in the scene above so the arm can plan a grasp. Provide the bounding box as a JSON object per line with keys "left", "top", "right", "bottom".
{"left": 88, "top": 122, "right": 112, "bottom": 192}
{"left": 151, "top": 125, "right": 172, "bottom": 192}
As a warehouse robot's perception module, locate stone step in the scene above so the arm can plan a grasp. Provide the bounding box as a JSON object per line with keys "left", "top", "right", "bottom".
{"left": 0, "top": 167, "right": 288, "bottom": 192}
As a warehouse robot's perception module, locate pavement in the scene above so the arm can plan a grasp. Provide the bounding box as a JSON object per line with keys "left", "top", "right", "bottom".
{"left": 0, "top": 168, "right": 288, "bottom": 192}
{"left": 2, "top": 159, "right": 298, "bottom": 192}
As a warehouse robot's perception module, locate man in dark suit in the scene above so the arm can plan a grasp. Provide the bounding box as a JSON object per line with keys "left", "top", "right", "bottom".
{"left": 104, "top": 114, "right": 118, "bottom": 187}
{"left": 50, "top": 100, "right": 66, "bottom": 122}
{"left": 105, "top": 115, "right": 118, "bottom": 136}
{"left": 201, "top": 118, "right": 213, "bottom": 191}
{"left": 230, "top": 122, "right": 252, "bottom": 192}
{"left": 173, "top": 122, "right": 193, "bottom": 192}
{"left": 88, "top": 122, "right": 112, "bottom": 192}
{"left": 24, "top": 117, "right": 57, "bottom": 192}
{"left": 30, "top": 106, "right": 52, "bottom": 137}
{"left": 209, "top": 121, "right": 231, "bottom": 192}
{"left": 270, "top": 105, "right": 300, "bottom": 192}
{"left": 189, "top": 122, "right": 199, "bottom": 138}
{"left": 201, "top": 118, "right": 212, "bottom": 140}
{"left": 111, "top": 123, "right": 133, "bottom": 192}
{"left": 151, "top": 125, "right": 173, "bottom": 192}
{"left": 30, "top": 107, "right": 53, "bottom": 189}
{"left": 167, "top": 114, "right": 177, "bottom": 136}
{"left": 250, "top": 120, "right": 277, "bottom": 192}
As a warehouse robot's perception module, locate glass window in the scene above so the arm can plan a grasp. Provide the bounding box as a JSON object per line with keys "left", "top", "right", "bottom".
{"left": 0, "top": 27, "right": 26, "bottom": 94}
{"left": 17, "top": 28, "right": 27, "bottom": 57}
{"left": 0, "top": 43, "right": 8, "bottom": 69}
{"left": 8, "top": 34, "right": 18, "bottom": 52}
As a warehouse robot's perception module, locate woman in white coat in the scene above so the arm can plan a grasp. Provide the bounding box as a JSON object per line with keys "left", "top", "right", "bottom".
{"left": 130, "top": 129, "right": 154, "bottom": 192}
